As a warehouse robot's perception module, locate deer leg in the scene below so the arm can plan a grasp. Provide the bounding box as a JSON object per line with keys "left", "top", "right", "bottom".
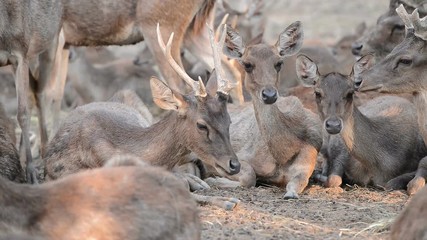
{"left": 407, "top": 156, "right": 427, "bottom": 195}
{"left": 35, "top": 34, "right": 60, "bottom": 157}
{"left": 143, "top": 27, "right": 186, "bottom": 91}
{"left": 191, "top": 193, "right": 239, "bottom": 211}
{"left": 50, "top": 32, "right": 68, "bottom": 137}
{"left": 283, "top": 145, "right": 317, "bottom": 199}
{"left": 15, "top": 56, "right": 38, "bottom": 184}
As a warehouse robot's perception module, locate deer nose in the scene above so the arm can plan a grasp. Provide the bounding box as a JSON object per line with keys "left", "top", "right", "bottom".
{"left": 261, "top": 88, "right": 278, "bottom": 104}
{"left": 351, "top": 42, "right": 363, "bottom": 56}
{"left": 325, "top": 118, "right": 342, "bottom": 135}
{"left": 228, "top": 158, "right": 240, "bottom": 175}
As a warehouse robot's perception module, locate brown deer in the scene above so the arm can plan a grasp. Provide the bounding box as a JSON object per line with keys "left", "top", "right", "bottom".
{"left": 43, "top": 24, "right": 240, "bottom": 208}
{"left": 207, "top": 21, "right": 323, "bottom": 199}
{"left": 355, "top": 4, "right": 427, "bottom": 195}
{"left": 0, "top": 0, "right": 64, "bottom": 183}
{"left": 390, "top": 185, "right": 427, "bottom": 240}
{"left": 296, "top": 54, "right": 427, "bottom": 192}
{"left": 351, "top": 0, "right": 427, "bottom": 60}
{"left": 0, "top": 155, "right": 201, "bottom": 240}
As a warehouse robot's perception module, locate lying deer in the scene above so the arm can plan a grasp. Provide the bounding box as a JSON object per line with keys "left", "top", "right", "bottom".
{"left": 296, "top": 53, "right": 427, "bottom": 192}
{"left": 0, "top": 155, "right": 201, "bottom": 240}
{"left": 390, "top": 185, "right": 427, "bottom": 240}
{"left": 44, "top": 24, "right": 240, "bottom": 209}
{"left": 206, "top": 21, "right": 322, "bottom": 199}
{"left": 356, "top": 4, "right": 427, "bottom": 195}
{"left": 352, "top": 0, "right": 427, "bottom": 60}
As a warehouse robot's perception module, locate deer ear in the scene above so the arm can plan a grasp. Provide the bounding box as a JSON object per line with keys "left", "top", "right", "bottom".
{"left": 276, "top": 21, "right": 304, "bottom": 57}
{"left": 150, "top": 77, "right": 187, "bottom": 112}
{"left": 223, "top": 25, "right": 246, "bottom": 59}
{"left": 351, "top": 54, "right": 374, "bottom": 82}
{"left": 295, "top": 54, "right": 319, "bottom": 86}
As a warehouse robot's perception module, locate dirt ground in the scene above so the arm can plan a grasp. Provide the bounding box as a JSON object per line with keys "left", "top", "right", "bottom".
{"left": 198, "top": 183, "right": 409, "bottom": 240}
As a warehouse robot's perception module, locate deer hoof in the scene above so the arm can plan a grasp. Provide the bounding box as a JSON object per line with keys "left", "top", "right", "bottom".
{"left": 407, "top": 177, "right": 425, "bottom": 195}
{"left": 326, "top": 175, "right": 342, "bottom": 188}
{"left": 283, "top": 191, "right": 299, "bottom": 200}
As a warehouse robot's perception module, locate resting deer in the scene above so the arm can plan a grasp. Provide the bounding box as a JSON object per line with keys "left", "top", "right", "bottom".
{"left": 356, "top": 4, "right": 427, "bottom": 195}
{"left": 296, "top": 54, "right": 426, "bottom": 191}
{"left": 390, "top": 185, "right": 427, "bottom": 240}
{"left": 352, "top": 0, "right": 427, "bottom": 60}
{"left": 0, "top": 0, "right": 64, "bottom": 183}
{"left": 44, "top": 24, "right": 240, "bottom": 209}
{"left": 0, "top": 155, "right": 201, "bottom": 240}
{"left": 206, "top": 21, "right": 322, "bottom": 199}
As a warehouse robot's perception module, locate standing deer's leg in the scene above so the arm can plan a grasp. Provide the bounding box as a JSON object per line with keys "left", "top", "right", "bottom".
{"left": 142, "top": 27, "right": 187, "bottom": 91}
{"left": 407, "top": 156, "right": 427, "bottom": 195}
{"left": 284, "top": 145, "right": 317, "bottom": 199}
{"left": 15, "top": 55, "right": 37, "bottom": 184}
{"left": 35, "top": 34, "right": 60, "bottom": 157}
{"left": 50, "top": 30, "right": 68, "bottom": 137}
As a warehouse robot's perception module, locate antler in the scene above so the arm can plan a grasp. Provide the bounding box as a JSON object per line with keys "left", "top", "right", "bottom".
{"left": 207, "top": 23, "right": 234, "bottom": 95}
{"left": 396, "top": 4, "right": 427, "bottom": 40}
{"left": 156, "top": 23, "right": 207, "bottom": 97}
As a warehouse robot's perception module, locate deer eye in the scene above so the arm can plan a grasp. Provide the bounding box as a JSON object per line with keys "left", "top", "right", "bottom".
{"left": 398, "top": 58, "right": 413, "bottom": 66}
{"left": 274, "top": 61, "right": 283, "bottom": 72}
{"left": 197, "top": 122, "right": 208, "bottom": 131}
{"left": 243, "top": 62, "right": 254, "bottom": 73}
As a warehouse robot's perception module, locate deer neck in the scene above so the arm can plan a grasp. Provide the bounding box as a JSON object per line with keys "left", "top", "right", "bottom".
{"left": 341, "top": 104, "right": 380, "bottom": 168}
{"left": 132, "top": 112, "right": 190, "bottom": 169}
{"left": 250, "top": 94, "right": 302, "bottom": 159}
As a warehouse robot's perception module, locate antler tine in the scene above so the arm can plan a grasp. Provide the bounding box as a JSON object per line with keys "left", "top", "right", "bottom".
{"left": 396, "top": 4, "right": 415, "bottom": 29}
{"left": 216, "top": 13, "right": 229, "bottom": 40}
{"left": 156, "top": 23, "right": 207, "bottom": 97}
{"left": 207, "top": 23, "right": 232, "bottom": 95}
{"left": 410, "top": 7, "right": 427, "bottom": 39}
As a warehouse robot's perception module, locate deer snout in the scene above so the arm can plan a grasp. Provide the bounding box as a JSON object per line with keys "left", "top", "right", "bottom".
{"left": 229, "top": 158, "right": 241, "bottom": 175}
{"left": 351, "top": 42, "right": 363, "bottom": 56}
{"left": 325, "top": 118, "right": 342, "bottom": 135}
{"left": 261, "top": 87, "right": 278, "bottom": 104}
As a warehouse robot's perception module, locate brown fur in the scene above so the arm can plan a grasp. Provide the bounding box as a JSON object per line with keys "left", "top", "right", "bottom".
{"left": 0, "top": 104, "right": 24, "bottom": 183}
{"left": 0, "top": 164, "right": 200, "bottom": 240}
{"left": 298, "top": 55, "right": 426, "bottom": 191}
{"left": 221, "top": 22, "right": 322, "bottom": 199}
{"left": 390, "top": 186, "right": 427, "bottom": 240}
{"left": 0, "top": 0, "right": 63, "bottom": 183}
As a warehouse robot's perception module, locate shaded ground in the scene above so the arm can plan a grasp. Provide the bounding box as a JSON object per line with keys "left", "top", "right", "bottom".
{"left": 198, "top": 184, "right": 409, "bottom": 240}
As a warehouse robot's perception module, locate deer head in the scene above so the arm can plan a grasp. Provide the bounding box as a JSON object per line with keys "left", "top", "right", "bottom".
{"left": 351, "top": 0, "right": 427, "bottom": 60}
{"left": 155, "top": 23, "right": 240, "bottom": 175}
{"left": 296, "top": 55, "right": 355, "bottom": 134}
{"left": 356, "top": 4, "right": 427, "bottom": 93}
{"left": 222, "top": 21, "right": 304, "bottom": 104}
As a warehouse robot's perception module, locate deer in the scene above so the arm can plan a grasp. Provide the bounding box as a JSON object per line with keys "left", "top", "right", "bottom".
{"left": 0, "top": 154, "right": 201, "bottom": 240}
{"left": 296, "top": 53, "right": 427, "bottom": 192}
{"left": 200, "top": 21, "right": 322, "bottom": 199}
{"left": 43, "top": 23, "right": 240, "bottom": 209}
{"left": 351, "top": 0, "right": 427, "bottom": 61}
{"left": 390, "top": 185, "right": 427, "bottom": 240}
{"left": 355, "top": 4, "right": 427, "bottom": 195}
{"left": 0, "top": 0, "right": 65, "bottom": 183}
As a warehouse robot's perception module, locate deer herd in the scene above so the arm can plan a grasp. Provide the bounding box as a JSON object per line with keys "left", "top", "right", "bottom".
{"left": 0, "top": 0, "right": 426, "bottom": 239}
